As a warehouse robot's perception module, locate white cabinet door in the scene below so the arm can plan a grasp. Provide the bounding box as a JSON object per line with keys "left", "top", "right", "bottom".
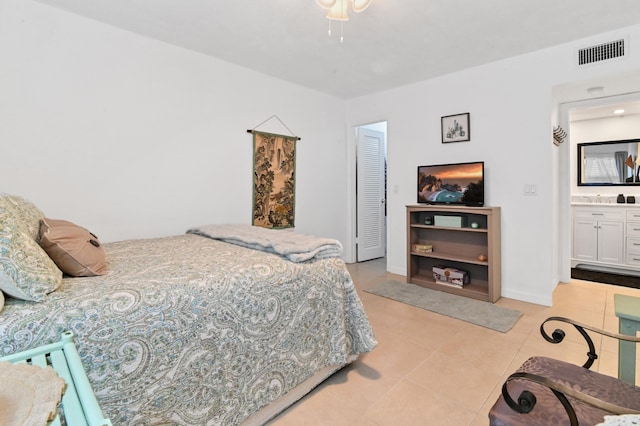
{"left": 598, "top": 220, "right": 624, "bottom": 264}
{"left": 573, "top": 218, "right": 598, "bottom": 261}
{"left": 572, "top": 206, "right": 627, "bottom": 267}
{"left": 572, "top": 218, "right": 624, "bottom": 264}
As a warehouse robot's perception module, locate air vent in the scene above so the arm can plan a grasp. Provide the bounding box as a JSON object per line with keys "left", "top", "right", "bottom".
{"left": 578, "top": 39, "right": 625, "bottom": 65}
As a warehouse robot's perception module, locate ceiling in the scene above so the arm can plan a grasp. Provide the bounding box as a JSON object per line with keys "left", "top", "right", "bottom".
{"left": 33, "top": 0, "right": 640, "bottom": 99}
{"left": 571, "top": 101, "right": 640, "bottom": 122}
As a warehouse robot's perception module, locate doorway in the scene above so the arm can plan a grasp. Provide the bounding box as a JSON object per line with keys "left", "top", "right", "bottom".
{"left": 355, "top": 122, "right": 387, "bottom": 262}
{"left": 557, "top": 90, "right": 640, "bottom": 284}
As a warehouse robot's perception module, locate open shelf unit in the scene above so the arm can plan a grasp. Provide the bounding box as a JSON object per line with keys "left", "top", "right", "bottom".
{"left": 406, "top": 204, "right": 501, "bottom": 302}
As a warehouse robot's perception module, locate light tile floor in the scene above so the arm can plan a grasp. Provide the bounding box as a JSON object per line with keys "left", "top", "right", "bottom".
{"left": 269, "top": 257, "right": 640, "bottom": 425}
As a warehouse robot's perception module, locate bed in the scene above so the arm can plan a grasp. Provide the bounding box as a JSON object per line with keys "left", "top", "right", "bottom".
{"left": 0, "top": 194, "right": 377, "bottom": 425}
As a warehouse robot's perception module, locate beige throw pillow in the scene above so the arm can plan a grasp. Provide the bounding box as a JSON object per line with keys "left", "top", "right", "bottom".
{"left": 39, "top": 218, "right": 108, "bottom": 277}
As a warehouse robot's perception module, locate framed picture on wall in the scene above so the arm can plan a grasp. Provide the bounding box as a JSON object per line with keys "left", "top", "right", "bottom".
{"left": 441, "top": 113, "right": 470, "bottom": 143}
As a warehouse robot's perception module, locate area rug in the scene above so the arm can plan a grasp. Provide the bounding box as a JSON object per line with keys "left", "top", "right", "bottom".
{"left": 365, "top": 280, "right": 522, "bottom": 333}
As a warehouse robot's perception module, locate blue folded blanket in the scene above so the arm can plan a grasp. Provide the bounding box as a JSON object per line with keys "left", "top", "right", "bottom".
{"left": 187, "top": 224, "right": 343, "bottom": 262}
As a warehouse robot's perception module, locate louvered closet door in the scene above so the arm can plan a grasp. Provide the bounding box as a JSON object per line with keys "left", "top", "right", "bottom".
{"left": 356, "top": 128, "right": 386, "bottom": 261}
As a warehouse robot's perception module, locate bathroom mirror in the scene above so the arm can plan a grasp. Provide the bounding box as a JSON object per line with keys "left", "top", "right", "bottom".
{"left": 578, "top": 139, "right": 640, "bottom": 186}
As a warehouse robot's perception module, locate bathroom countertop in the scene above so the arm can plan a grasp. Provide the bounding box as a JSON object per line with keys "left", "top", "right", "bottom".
{"left": 571, "top": 202, "right": 640, "bottom": 207}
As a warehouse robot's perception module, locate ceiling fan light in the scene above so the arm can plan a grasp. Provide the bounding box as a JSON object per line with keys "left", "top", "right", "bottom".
{"left": 351, "top": 0, "right": 372, "bottom": 13}
{"left": 316, "top": 0, "right": 336, "bottom": 10}
{"left": 326, "top": 0, "right": 349, "bottom": 21}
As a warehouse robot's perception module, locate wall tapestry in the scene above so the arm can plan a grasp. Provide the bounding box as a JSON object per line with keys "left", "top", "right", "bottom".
{"left": 252, "top": 131, "right": 297, "bottom": 229}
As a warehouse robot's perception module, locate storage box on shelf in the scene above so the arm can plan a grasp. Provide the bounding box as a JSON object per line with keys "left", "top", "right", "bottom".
{"left": 406, "top": 205, "right": 501, "bottom": 302}
{"left": 432, "top": 265, "right": 469, "bottom": 287}
{"left": 412, "top": 243, "right": 433, "bottom": 253}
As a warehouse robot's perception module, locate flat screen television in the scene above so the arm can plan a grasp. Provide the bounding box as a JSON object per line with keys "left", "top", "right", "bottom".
{"left": 417, "top": 161, "right": 484, "bottom": 206}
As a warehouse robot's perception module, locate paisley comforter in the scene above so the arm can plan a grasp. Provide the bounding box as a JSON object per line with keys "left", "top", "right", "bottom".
{"left": 0, "top": 234, "right": 377, "bottom": 425}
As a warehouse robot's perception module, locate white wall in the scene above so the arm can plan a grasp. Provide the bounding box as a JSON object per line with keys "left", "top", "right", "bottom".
{"left": 4, "top": 1, "right": 640, "bottom": 306}
{"left": 1, "top": 0, "right": 349, "bottom": 245}
{"left": 346, "top": 25, "right": 640, "bottom": 306}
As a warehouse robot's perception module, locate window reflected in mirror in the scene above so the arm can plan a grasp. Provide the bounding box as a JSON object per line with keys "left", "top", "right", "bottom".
{"left": 578, "top": 139, "right": 640, "bottom": 186}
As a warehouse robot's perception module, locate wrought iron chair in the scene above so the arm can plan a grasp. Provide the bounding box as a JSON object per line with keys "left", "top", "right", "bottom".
{"left": 489, "top": 316, "right": 640, "bottom": 426}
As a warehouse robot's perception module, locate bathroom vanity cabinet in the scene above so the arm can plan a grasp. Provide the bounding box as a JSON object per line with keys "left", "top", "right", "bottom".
{"left": 572, "top": 204, "right": 640, "bottom": 271}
